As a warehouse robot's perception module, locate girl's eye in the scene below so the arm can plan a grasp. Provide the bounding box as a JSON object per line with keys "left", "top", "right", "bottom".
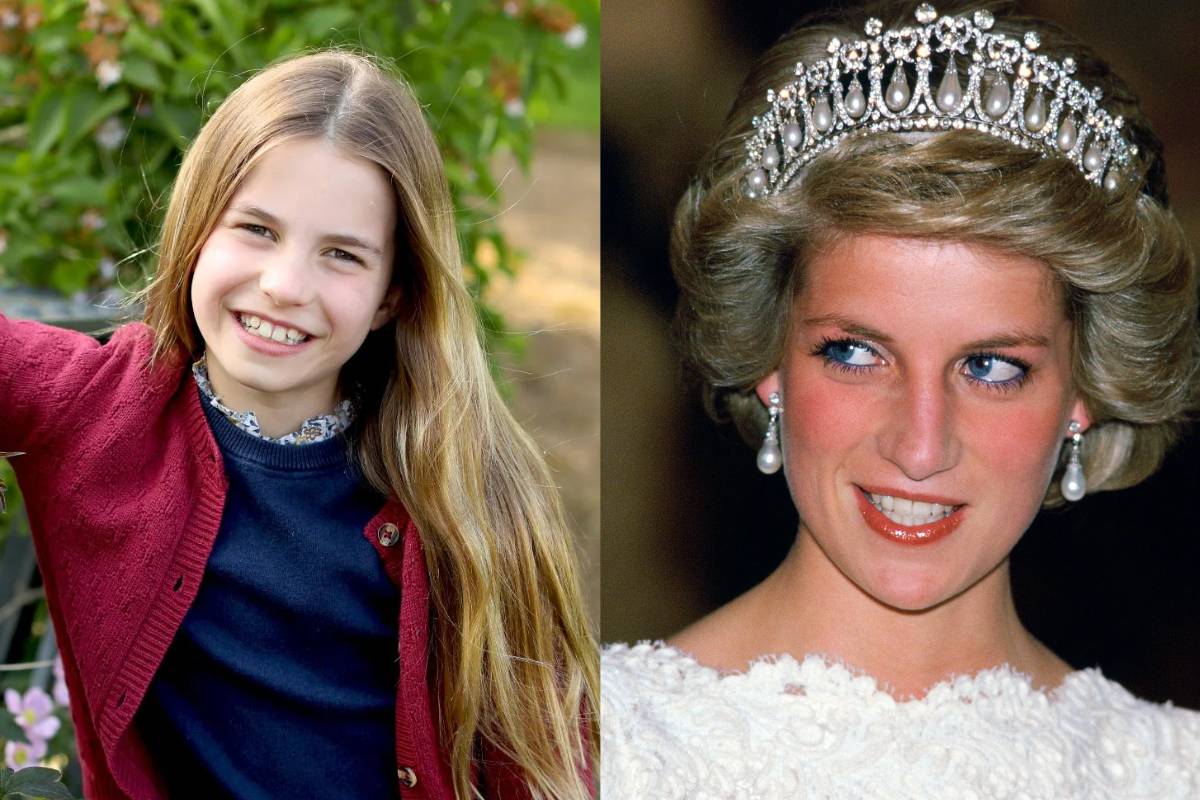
{"left": 962, "top": 354, "right": 1029, "bottom": 387}
{"left": 818, "top": 338, "right": 880, "bottom": 368}
{"left": 239, "top": 223, "right": 274, "bottom": 239}
{"left": 328, "top": 248, "right": 362, "bottom": 265}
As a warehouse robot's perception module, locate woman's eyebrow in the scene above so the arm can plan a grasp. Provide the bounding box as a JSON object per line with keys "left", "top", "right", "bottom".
{"left": 961, "top": 333, "right": 1050, "bottom": 350}
{"left": 801, "top": 314, "right": 895, "bottom": 345}
{"left": 801, "top": 313, "right": 1050, "bottom": 350}
{"left": 229, "top": 203, "right": 384, "bottom": 257}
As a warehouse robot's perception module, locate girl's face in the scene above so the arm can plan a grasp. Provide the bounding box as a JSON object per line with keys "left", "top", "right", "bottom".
{"left": 758, "top": 234, "right": 1090, "bottom": 612}
{"left": 190, "top": 137, "right": 398, "bottom": 424}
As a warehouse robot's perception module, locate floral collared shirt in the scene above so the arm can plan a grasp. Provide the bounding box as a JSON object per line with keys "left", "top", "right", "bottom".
{"left": 191, "top": 355, "right": 355, "bottom": 445}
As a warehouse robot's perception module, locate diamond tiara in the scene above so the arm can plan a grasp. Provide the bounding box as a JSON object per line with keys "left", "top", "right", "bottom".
{"left": 744, "top": 3, "right": 1137, "bottom": 198}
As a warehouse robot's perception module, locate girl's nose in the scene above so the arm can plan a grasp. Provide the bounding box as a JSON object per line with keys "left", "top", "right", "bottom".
{"left": 258, "top": 251, "right": 314, "bottom": 307}
{"left": 876, "top": 378, "right": 960, "bottom": 482}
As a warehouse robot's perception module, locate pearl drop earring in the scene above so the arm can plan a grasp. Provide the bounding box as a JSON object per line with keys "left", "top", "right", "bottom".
{"left": 1060, "top": 420, "right": 1086, "bottom": 501}
{"left": 757, "top": 392, "right": 783, "bottom": 475}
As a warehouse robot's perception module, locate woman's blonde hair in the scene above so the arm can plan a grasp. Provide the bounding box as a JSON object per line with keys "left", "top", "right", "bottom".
{"left": 131, "top": 50, "right": 596, "bottom": 798}
{"left": 672, "top": 0, "right": 1200, "bottom": 506}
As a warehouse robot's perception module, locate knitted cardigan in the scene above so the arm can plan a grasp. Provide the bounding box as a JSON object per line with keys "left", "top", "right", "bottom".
{"left": 0, "top": 314, "right": 531, "bottom": 799}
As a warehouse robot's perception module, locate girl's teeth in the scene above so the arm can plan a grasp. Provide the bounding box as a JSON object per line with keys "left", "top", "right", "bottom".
{"left": 238, "top": 314, "right": 307, "bottom": 344}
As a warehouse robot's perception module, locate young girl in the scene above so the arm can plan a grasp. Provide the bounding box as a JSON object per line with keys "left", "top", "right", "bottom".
{"left": 0, "top": 50, "right": 596, "bottom": 799}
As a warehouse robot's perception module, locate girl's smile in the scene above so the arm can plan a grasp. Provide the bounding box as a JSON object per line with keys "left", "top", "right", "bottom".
{"left": 230, "top": 310, "right": 316, "bottom": 354}
{"left": 190, "top": 137, "right": 399, "bottom": 437}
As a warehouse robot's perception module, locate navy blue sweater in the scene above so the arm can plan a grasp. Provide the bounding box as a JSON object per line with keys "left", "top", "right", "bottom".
{"left": 136, "top": 392, "right": 400, "bottom": 798}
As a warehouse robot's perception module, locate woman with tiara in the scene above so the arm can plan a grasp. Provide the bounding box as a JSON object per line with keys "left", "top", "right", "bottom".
{"left": 602, "top": 1, "right": 1200, "bottom": 797}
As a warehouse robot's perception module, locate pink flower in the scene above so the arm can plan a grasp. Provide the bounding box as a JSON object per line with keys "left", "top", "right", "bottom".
{"left": 5, "top": 687, "right": 61, "bottom": 741}
{"left": 4, "top": 738, "right": 46, "bottom": 770}
{"left": 52, "top": 655, "right": 70, "bottom": 708}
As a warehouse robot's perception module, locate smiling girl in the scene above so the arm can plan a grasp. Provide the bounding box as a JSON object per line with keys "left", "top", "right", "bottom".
{"left": 1, "top": 51, "right": 595, "bottom": 799}
{"left": 603, "top": 1, "right": 1200, "bottom": 797}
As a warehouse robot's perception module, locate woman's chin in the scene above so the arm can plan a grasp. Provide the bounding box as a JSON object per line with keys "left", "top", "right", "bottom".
{"left": 855, "top": 568, "right": 960, "bottom": 613}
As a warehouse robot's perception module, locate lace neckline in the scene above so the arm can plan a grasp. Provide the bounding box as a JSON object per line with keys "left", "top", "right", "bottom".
{"left": 623, "top": 641, "right": 1098, "bottom": 707}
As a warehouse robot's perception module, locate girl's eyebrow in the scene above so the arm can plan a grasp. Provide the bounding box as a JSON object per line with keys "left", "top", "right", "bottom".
{"left": 230, "top": 203, "right": 384, "bottom": 257}
{"left": 801, "top": 313, "right": 1051, "bottom": 350}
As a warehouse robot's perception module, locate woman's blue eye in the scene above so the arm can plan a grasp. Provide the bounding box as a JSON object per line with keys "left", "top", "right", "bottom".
{"left": 964, "top": 354, "right": 1026, "bottom": 384}
{"left": 823, "top": 340, "right": 878, "bottom": 366}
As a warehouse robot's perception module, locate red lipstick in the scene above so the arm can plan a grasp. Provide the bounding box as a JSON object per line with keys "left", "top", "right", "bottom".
{"left": 854, "top": 486, "right": 966, "bottom": 546}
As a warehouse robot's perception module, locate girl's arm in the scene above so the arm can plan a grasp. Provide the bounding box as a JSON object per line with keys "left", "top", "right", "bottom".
{"left": 0, "top": 312, "right": 111, "bottom": 452}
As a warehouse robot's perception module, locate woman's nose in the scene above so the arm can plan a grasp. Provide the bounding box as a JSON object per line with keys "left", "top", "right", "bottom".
{"left": 258, "top": 250, "right": 314, "bottom": 307}
{"left": 877, "top": 379, "right": 960, "bottom": 481}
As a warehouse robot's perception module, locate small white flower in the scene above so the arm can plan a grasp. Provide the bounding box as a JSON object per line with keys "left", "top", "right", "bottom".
{"left": 87, "top": 0, "right": 107, "bottom": 13}
{"left": 80, "top": 209, "right": 105, "bottom": 231}
{"left": 98, "top": 257, "right": 116, "bottom": 280}
{"left": 563, "top": 23, "right": 587, "bottom": 49}
{"left": 0, "top": 9, "right": 18, "bottom": 29}
{"left": 501, "top": 1, "right": 520, "bottom": 17}
{"left": 503, "top": 97, "right": 526, "bottom": 118}
{"left": 95, "top": 116, "right": 126, "bottom": 150}
{"left": 96, "top": 59, "right": 122, "bottom": 89}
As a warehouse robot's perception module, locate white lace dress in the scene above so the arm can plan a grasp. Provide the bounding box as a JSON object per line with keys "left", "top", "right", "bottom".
{"left": 602, "top": 642, "right": 1200, "bottom": 799}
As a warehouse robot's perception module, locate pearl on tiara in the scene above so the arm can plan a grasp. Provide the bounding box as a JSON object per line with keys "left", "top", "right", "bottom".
{"left": 743, "top": 4, "right": 1136, "bottom": 198}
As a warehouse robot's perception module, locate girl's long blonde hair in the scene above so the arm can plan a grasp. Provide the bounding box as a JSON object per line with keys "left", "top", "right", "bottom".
{"left": 132, "top": 50, "right": 596, "bottom": 799}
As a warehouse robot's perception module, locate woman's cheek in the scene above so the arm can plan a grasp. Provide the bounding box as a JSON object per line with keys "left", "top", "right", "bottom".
{"left": 960, "top": 400, "right": 1065, "bottom": 496}
{"left": 782, "top": 367, "right": 881, "bottom": 465}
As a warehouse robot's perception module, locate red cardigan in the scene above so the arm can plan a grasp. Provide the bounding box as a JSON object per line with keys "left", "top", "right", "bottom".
{"left": 0, "top": 314, "right": 529, "bottom": 799}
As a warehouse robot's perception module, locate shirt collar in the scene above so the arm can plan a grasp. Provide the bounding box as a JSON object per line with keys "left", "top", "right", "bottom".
{"left": 191, "top": 354, "right": 356, "bottom": 445}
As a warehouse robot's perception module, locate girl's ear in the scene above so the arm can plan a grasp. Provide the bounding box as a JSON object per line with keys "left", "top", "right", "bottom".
{"left": 371, "top": 285, "right": 402, "bottom": 330}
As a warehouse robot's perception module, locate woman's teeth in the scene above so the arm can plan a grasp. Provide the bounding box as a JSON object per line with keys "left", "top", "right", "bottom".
{"left": 238, "top": 313, "right": 308, "bottom": 345}
{"left": 867, "top": 492, "right": 956, "bottom": 527}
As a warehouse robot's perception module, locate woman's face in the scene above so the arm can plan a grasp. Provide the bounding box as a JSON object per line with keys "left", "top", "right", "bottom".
{"left": 190, "top": 137, "right": 398, "bottom": 421}
{"left": 758, "top": 234, "right": 1090, "bottom": 612}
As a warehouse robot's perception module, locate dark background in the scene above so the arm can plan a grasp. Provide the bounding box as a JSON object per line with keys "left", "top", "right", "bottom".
{"left": 601, "top": 0, "right": 1200, "bottom": 707}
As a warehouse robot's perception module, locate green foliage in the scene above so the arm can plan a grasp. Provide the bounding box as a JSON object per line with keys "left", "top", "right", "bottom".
{"left": 0, "top": 767, "right": 75, "bottom": 800}
{"left": 0, "top": 0, "right": 597, "bottom": 348}
{"left": 0, "top": 457, "right": 21, "bottom": 552}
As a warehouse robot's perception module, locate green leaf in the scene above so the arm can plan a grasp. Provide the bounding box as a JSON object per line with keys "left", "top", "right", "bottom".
{"left": 27, "top": 91, "right": 68, "bottom": 158}
{"left": 5, "top": 766, "right": 75, "bottom": 800}
{"left": 120, "top": 57, "right": 165, "bottom": 93}
{"left": 0, "top": 713, "right": 26, "bottom": 743}
{"left": 191, "top": 0, "right": 240, "bottom": 50}
{"left": 50, "top": 259, "right": 96, "bottom": 295}
{"left": 299, "top": 6, "right": 356, "bottom": 39}
{"left": 151, "top": 102, "right": 201, "bottom": 146}
{"left": 63, "top": 87, "right": 129, "bottom": 150}
{"left": 123, "top": 24, "right": 177, "bottom": 67}
{"left": 48, "top": 176, "right": 110, "bottom": 206}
